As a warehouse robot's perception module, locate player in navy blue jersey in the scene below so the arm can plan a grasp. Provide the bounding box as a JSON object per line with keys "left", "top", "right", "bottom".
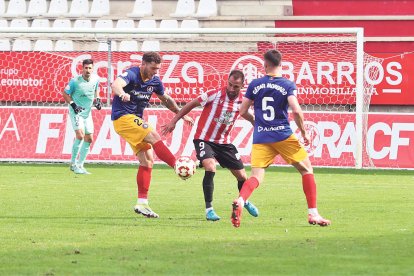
{"left": 231, "top": 50, "right": 331, "bottom": 228}
{"left": 111, "top": 51, "right": 193, "bottom": 218}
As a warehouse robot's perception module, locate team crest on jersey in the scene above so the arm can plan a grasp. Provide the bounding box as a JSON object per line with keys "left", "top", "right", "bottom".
{"left": 230, "top": 55, "right": 265, "bottom": 87}
{"left": 147, "top": 86, "right": 154, "bottom": 92}
{"left": 294, "top": 121, "right": 320, "bottom": 156}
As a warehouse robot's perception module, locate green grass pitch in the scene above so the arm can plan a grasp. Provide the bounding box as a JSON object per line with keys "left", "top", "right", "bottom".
{"left": 0, "top": 164, "right": 413, "bottom": 275}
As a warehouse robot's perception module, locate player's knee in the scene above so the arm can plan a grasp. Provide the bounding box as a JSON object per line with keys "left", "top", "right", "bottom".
{"left": 76, "top": 133, "right": 84, "bottom": 140}
{"left": 84, "top": 136, "right": 93, "bottom": 143}
{"left": 138, "top": 155, "right": 154, "bottom": 167}
{"left": 144, "top": 130, "right": 161, "bottom": 145}
{"left": 202, "top": 159, "right": 216, "bottom": 171}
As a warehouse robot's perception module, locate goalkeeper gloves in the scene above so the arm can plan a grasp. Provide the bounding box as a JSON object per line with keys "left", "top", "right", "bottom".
{"left": 94, "top": 98, "right": 102, "bottom": 110}
{"left": 70, "top": 101, "right": 84, "bottom": 114}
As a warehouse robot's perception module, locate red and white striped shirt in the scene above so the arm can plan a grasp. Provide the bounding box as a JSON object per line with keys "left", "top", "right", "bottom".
{"left": 194, "top": 88, "right": 243, "bottom": 144}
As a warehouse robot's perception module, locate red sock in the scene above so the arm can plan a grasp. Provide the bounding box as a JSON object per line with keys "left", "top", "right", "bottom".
{"left": 137, "top": 166, "right": 152, "bottom": 199}
{"left": 239, "top": 177, "right": 259, "bottom": 201}
{"left": 302, "top": 174, "right": 317, "bottom": 208}
{"left": 152, "top": 141, "right": 176, "bottom": 168}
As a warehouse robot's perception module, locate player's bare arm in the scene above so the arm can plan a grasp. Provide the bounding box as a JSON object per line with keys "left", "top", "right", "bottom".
{"left": 62, "top": 88, "right": 84, "bottom": 114}
{"left": 162, "top": 98, "right": 200, "bottom": 135}
{"left": 239, "top": 98, "right": 255, "bottom": 125}
{"left": 288, "top": 95, "right": 310, "bottom": 146}
{"left": 62, "top": 90, "right": 73, "bottom": 104}
{"left": 157, "top": 93, "right": 194, "bottom": 127}
{"left": 111, "top": 77, "right": 130, "bottom": 102}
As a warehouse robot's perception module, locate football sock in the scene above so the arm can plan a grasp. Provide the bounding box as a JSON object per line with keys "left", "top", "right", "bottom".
{"left": 78, "top": 141, "right": 91, "bottom": 167}
{"left": 71, "top": 139, "right": 82, "bottom": 164}
{"left": 137, "top": 166, "right": 152, "bottom": 199}
{"left": 237, "top": 180, "right": 244, "bottom": 191}
{"left": 137, "top": 198, "right": 148, "bottom": 205}
{"left": 205, "top": 207, "right": 213, "bottom": 214}
{"left": 203, "top": 171, "right": 215, "bottom": 209}
{"left": 153, "top": 140, "right": 176, "bottom": 168}
{"left": 239, "top": 177, "right": 259, "bottom": 202}
{"left": 308, "top": 208, "right": 319, "bottom": 216}
{"left": 302, "top": 173, "right": 317, "bottom": 209}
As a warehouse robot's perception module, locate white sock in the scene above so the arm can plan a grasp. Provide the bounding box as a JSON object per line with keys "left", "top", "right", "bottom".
{"left": 308, "top": 208, "right": 319, "bottom": 216}
{"left": 237, "top": 197, "right": 245, "bottom": 206}
{"left": 205, "top": 207, "right": 213, "bottom": 214}
{"left": 137, "top": 198, "right": 148, "bottom": 205}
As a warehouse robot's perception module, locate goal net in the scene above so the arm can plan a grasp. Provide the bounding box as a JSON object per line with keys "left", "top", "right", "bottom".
{"left": 0, "top": 27, "right": 379, "bottom": 168}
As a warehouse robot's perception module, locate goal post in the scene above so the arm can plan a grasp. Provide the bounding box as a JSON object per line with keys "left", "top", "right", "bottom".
{"left": 0, "top": 27, "right": 372, "bottom": 168}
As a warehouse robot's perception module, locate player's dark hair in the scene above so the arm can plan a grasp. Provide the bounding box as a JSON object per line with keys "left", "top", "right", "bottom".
{"left": 229, "top": 69, "right": 245, "bottom": 82}
{"left": 82, "top": 59, "right": 94, "bottom": 66}
{"left": 142, "top": 52, "right": 162, "bottom": 64}
{"left": 264, "top": 50, "right": 282, "bottom": 67}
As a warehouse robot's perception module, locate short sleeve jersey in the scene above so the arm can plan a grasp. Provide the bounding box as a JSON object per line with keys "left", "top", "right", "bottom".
{"left": 64, "top": 74, "right": 99, "bottom": 118}
{"left": 194, "top": 88, "right": 242, "bottom": 144}
{"left": 245, "top": 75, "right": 297, "bottom": 144}
{"left": 111, "top": 67, "right": 164, "bottom": 120}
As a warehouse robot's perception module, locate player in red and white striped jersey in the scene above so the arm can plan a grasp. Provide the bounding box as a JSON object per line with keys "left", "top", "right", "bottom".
{"left": 162, "top": 70, "right": 259, "bottom": 221}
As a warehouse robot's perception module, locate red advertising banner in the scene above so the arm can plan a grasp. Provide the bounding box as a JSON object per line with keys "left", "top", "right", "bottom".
{"left": 0, "top": 51, "right": 412, "bottom": 105}
{"left": 1, "top": 107, "right": 413, "bottom": 168}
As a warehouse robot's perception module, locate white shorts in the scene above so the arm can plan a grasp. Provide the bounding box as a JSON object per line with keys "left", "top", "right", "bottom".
{"left": 69, "top": 112, "right": 94, "bottom": 134}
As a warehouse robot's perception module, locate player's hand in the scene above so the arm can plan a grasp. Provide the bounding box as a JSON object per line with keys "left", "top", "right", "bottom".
{"left": 119, "top": 93, "right": 131, "bottom": 102}
{"left": 94, "top": 98, "right": 102, "bottom": 110}
{"left": 183, "top": 115, "right": 194, "bottom": 126}
{"left": 70, "top": 102, "right": 84, "bottom": 114}
{"left": 161, "top": 122, "right": 176, "bottom": 136}
{"left": 302, "top": 131, "right": 311, "bottom": 146}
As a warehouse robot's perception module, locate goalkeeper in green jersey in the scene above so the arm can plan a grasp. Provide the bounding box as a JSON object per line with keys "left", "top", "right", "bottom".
{"left": 62, "top": 59, "right": 102, "bottom": 174}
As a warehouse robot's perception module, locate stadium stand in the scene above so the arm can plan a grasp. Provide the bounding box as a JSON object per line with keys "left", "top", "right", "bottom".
{"left": 6, "top": 0, "right": 26, "bottom": 17}
{"left": 89, "top": 0, "right": 110, "bottom": 17}
{"left": 12, "top": 39, "right": 31, "bottom": 51}
{"left": 10, "top": 18, "right": 29, "bottom": 28}
{"left": 73, "top": 19, "right": 92, "bottom": 29}
{"left": 48, "top": 0, "right": 68, "bottom": 17}
{"left": 0, "top": 39, "right": 11, "bottom": 50}
{"left": 31, "top": 19, "right": 50, "bottom": 28}
{"left": 137, "top": 19, "right": 157, "bottom": 38}
{"left": 34, "top": 39, "right": 53, "bottom": 51}
{"left": 67, "top": 0, "right": 89, "bottom": 17}
{"left": 195, "top": 0, "right": 217, "bottom": 17}
{"left": 52, "top": 19, "right": 71, "bottom": 28}
{"left": 98, "top": 40, "right": 117, "bottom": 51}
{"left": 0, "top": 19, "right": 7, "bottom": 27}
{"left": 180, "top": 19, "right": 200, "bottom": 37}
{"left": 116, "top": 19, "right": 136, "bottom": 29}
{"left": 170, "top": 0, "right": 195, "bottom": 18}
{"left": 127, "top": 0, "right": 153, "bottom": 18}
{"left": 95, "top": 19, "right": 114, "bottom": 29}
{"left": 119, "top": 40, "right": 139, "bottom": 51}
{"left": 27, "top": 0, "right": 48, "bottom": 16}
{"left": 0, "top": 0, "right": 5, "bottom": 15}
{"left": 141, "top": 40, "right": 160, "bottom": 51}
{"left": 54, "top": 39, "right": 73, "bottom": 51}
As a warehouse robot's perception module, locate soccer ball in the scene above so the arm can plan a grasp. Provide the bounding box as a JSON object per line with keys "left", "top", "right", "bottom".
{"left": 174, "top": 156, "right": 196, "bottom": 180}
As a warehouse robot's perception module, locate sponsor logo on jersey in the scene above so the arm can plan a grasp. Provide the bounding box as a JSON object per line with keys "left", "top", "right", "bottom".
{"left": 214, "top": 111, "right": 233, "bottom": 125}
{"left": 147, "top": 86, "right": 154, "bottom": 92}
{"left": 257, "top": 125, "right": 285, "bottom": 132}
